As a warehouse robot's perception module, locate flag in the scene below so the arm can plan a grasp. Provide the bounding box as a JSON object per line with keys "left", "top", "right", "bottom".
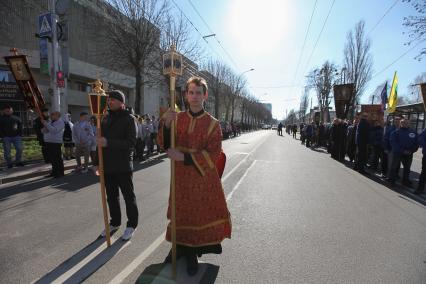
{"left": 380, "top": 81, "right": 388, "bottom": 111}
{"left": 388, "top": 72, "right": 398, "bottom": 113}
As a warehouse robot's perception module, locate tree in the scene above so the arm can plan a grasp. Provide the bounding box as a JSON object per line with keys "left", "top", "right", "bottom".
{"left": 403, "top": 0, "right": 426, "bottom": 60}
{"left": 203, "top": 59, "right": 230, "bottom": 119}
{"left": 307, "top": 61, "right": 338, "bottom": 123}
{"left": 407, "top": 71, "right": 426, "bottom": 102}
{"left": 94, "top": 0, "right": 170, "bottom": 114}
{"left": 343, "top": 20, "right": 373, "bottom": 117}
{"left": 299, "top": 87, "right": 310, "bottom": 123}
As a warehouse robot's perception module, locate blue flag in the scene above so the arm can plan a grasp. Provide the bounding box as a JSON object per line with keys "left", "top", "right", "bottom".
{"left": 381, "top": 81, "right": 388, "bottom": 111}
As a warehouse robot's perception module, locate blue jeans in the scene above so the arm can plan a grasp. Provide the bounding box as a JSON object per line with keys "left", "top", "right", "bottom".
{"left": 2, "top": 136, "right": 23, "bottom": 166}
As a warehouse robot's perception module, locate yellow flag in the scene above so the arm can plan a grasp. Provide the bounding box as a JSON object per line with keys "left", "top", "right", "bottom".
{"left": 388, "top": 71, "right": 398, "bottom": 113}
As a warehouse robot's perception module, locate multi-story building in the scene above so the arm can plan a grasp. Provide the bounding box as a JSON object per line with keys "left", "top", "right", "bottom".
{"left": 0, "top": 0, "right": 197, "bottom": 132}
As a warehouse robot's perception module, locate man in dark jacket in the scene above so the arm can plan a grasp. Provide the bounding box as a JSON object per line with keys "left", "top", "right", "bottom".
{"left": 346, "top": 116, "right": 359, "bottom": 163}
{"left": 34, "top": 108, "right": 50, "bottom": 163}
{"left": 0, "top": 105, "right": 23, "bottom": 168}
{"left": 369, "top": 120, "right": 384, "bottom": 172}
{"left": 97, "top": 90, "right": 138, "bottom": 241}
{"left": 388, "top": 119, "right": 418, "bottom": 186}
{"left": 415, "top": 128, "right": 426, "bottom": 195}
{"left": 355, "top": 112, "right": 370, "bottom": 174}
{"left": 383, "top": 117, "right": 401, "bottom": 178}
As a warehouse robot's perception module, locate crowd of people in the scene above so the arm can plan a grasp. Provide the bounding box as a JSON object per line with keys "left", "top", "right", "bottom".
{"left": 0, "top": 104, "right": 162, "bottom": 176}
{"left": 284, "top": 112, "right": 425, "bottom": 196}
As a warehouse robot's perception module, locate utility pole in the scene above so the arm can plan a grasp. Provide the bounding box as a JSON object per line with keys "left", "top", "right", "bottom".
{"left": 49, "top": 0, "right": 60, "bottom": 112}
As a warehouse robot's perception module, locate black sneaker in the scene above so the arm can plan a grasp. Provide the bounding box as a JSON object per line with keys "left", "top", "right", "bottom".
{"left": 7, "top": 164, "right": 13, "bottom": 169}
{"left": 16, "top": 162, "right": 24, "bottom": 167}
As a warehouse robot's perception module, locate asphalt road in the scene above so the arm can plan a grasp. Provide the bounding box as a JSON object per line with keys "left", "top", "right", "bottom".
{"left": 1, "top": 130, "right": 425, "bottom": 283}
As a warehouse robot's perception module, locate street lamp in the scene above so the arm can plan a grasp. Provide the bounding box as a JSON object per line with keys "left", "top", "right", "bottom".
{"left": 162, "top": 44, "right": 183, "bottom": 279}
{"left": 87, "top": 79, "right": 111, "bottom": 247}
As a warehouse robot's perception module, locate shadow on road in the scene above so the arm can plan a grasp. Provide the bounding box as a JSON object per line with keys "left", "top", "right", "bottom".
{"left": 0, "top": 153, "right": 169, "bottom": 209}
{"left": 136, "top": 260, "right": 219, "bottom": 284}
{"left": 34, "top": 232, "right": 128, "bottom": 284}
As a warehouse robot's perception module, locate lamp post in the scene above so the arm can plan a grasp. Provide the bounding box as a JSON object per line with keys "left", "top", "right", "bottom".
{"left": 88, "top": 79, "right": 111, "bottom": 247}
{"left": 162, "top": 45, "right": 183, "bottom": 279}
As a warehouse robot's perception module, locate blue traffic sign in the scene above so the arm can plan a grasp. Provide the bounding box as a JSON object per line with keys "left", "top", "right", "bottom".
{"left": 38, "top": 13, "right": 52, "bottom": 38}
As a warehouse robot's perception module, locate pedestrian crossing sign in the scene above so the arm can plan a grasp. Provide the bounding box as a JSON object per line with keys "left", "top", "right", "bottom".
{"left": 38, "top": 13, "right": 52, "bottom": 38}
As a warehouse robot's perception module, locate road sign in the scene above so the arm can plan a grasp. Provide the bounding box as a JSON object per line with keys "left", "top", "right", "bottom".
{"left": 38, "top": 13, "right": 52, "bottom": 38}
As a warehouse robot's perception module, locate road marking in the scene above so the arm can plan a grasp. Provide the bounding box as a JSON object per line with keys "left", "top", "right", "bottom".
{"left": 108, "top": 132, "right": 271, "bottom": 283}
{"left": 108, "top": 232, "right": 166, "bottom": 284}
{"left": 222, "top": 133, "right": 270, "bottom": 181}
{"left": 226, "top": 160, "right": 257, "bottom": 201}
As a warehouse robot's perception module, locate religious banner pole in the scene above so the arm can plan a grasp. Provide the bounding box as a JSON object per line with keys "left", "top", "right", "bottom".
{"left": 163, "top": 45, "right": 183, "bottom": 279}
{"left": 88, "top": 79, "right": 111, "bottom": 247}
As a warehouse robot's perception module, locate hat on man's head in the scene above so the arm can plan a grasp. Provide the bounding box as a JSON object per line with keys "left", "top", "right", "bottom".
{"left": 107, "top": 90, "right": 125, "bottom": 104}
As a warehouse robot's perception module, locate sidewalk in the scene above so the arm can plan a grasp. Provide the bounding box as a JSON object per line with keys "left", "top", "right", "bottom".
{"left": 0, "top": 160, "right": 77, "bottom": 185}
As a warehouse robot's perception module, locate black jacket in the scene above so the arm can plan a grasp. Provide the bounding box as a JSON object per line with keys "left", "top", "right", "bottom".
{"left": 101, "top": 109, "right": 137, "bottom": 174}
{"left": 34, "top": 116, "right": 48, "bottom": 144}
{"left": 0, "top": 114, "right": 22, "bottom": 138}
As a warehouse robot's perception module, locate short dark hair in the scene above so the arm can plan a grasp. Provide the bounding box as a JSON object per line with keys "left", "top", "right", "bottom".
{"left": 80, "top": 112, "right": 88, "bottom": 116}
{"left": 2, "top": 104, "right": 12, "bottom": 110}
{"left": 186, "top": 76, "right": 208, "bottom": 94}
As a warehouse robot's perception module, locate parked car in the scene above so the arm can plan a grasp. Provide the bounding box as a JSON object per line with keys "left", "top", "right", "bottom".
{"left": 271, "top": 124, "right": 278, "bottom": 130}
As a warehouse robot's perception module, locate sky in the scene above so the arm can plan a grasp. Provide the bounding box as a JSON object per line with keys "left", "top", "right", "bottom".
{"left": 171, "top": 0, "right": 425, "bottom": 119}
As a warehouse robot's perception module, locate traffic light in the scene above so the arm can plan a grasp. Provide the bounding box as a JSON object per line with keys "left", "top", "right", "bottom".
{"left": 57, "top": 71, "right": 65, "bottom": 88}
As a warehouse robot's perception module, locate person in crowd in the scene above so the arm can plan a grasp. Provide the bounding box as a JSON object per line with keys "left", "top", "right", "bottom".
{"left": 305, "top": 121, "right": 315, "bottom": 148}
{"left": 388, "top": 119, "right": 418, "bottom": 187}
{"left": 142, "top": 116, "right": 154, "bottom": 156}
{"left": 34, "top": 108, "right": 50, "bottom": 163}
{"left": 0, "top": 105, "right": 24, "bottom": 168}
{"left": 299, "top": 123, "right": 305, "bottom": 143}
{"left": 89, "top": 116, "right": 99, "bottom": 174}
{"left": 415, "top": 127, "right": 426, "bottom": 195}
{"left": 369, "top": 119, "right": 384, "bottom": 173}
{"left": 355, "top": 112, "right": 370, "bottom": 174}
{"left": 136, "top": 117, "right": 145, "bottom": 161}
{"left": 42, "top": 111, "right": 65, "bottom": 178}
{"left": 72, "top": 112, "right": 94, "bottom": 173}
{"left": 347, "top": 115, "right": 359, "bottom": 164}
{"left": 292, "top": 124, "right": 297, "bottom": 139}
{"left": 63, "top": 112, "right": 74, "bottom": 160}
{"left": 278, "top": 122, "right": 283, "bottom": 136}
{"left": 151, "top": 115, "right": 160, "bottom": 153}
{"left": 330, "top": 119, "right": 342, "bottom": 160}
{"left": 97, "top": 89, "right": 138, "bottom": 241}
{"left": 383, "top": 116, "right": 401, "bottom": 179}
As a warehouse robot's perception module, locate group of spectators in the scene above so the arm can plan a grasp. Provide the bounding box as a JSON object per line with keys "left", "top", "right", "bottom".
{"left": 287, "top": 112, "right": 425, "bottom": 195}
{"left": 0, "top": 104, "right": 161, "bottom": 178}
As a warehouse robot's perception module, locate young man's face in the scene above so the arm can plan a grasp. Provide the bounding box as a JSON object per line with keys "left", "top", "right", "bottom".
{"left": 80, "top": 115, "right": 88, "bottom": 122}
{"left": 186, "top": 83, "right": 207, "bottom": 108}
{"left": 3, "top": 108, "right": 12, "bottom": 116}
{"left": 108, "top": 97, "right": 123, "bottom": 111}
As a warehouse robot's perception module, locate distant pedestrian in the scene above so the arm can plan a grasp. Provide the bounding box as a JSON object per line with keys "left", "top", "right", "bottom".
{"left": 388, "top": 119, "right": 418, "bottom": 186}
{"left": 72, "top": 112, "right": 94, "bottom": 173}
{"left": 63, "top": 112, "right": 74, "bottom": 160}
{"left": 355, "top": 113, "right": 370, "bottom": 174}
{"left": 0, "top": 105, "right": 24, "bottom": 168}
{"left": 415, "top": 128, "right": 426, "bottom": 195}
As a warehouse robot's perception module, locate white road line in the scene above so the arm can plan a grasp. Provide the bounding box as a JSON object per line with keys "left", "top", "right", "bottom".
{"left": 222, "top": 133, "right": 270, "bottom": 181}
{"left": 107, "top": 132, "right": 271, "bottom": 284}
{"left": 108, "top": 232, "right": 166, "bottom": 284}
{"left": 226, "top": 160, "right": 257, "bottom": 202}
{"left": 51, "top": 236, "right": 120, "bottom": 284}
